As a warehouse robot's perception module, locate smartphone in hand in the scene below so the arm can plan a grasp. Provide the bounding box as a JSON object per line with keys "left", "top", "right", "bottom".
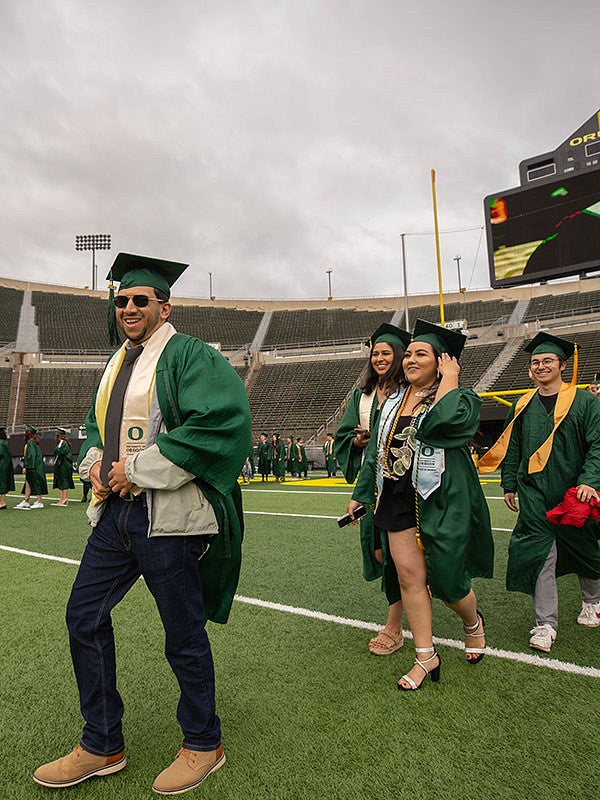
{"left": 337, "top": 505, "right": 367, "bottom": 527}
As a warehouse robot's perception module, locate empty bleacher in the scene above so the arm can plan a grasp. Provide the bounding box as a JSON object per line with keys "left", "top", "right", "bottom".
{"left": 0, "top": 287, "right": 24, "bottom": 344}
{"left": 169, "top": 306, "right": 262, "bottom": 349}
{"left": 249, "top": 358, "right": 365, "bottom": 438}
{"left": 23, "top": 368, "right": 105, "bottom": 426}
{"left": 0, "top": 366, "right": 12, "bottom": 427}
{"left": 523, "top": 289, "right": 600, "bottom": 323}
{"left": 459, "top": 342, "right": 506, "bottom": 389}
{"left": 262, "top": 309, "right": 393, "bottom": 348}
{"left": 406, "top": 298, "right": 517, "bottom": 329}
{"left": 32, "top": 292, "right": 114, "bottom": 352}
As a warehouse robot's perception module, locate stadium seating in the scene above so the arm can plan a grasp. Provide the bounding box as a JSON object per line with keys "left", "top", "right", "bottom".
{"left": 262, "top": 309, "right": 393, "bottom": 348}
{"left": 0, "top": 366, "right": 12, "bottom": 427}
{"left": 522, "top": 289, "right": 600, "bottom": 323}
{"left": 32, "top": 292, "right": 114, "bottom": 352}
{"left": 405, "top": 298, "right": 517, "bottom": 329}
{"left": 248, "top": 358, "right": 365, "bottom": 438}
{"left": 169, "top": 305, "right": 262, "bottom": 349}
{"left": 0, "top": 287, "right": 24, "bottom": 345}
{"left": 23, "top": 368, "right": 105, "bottom": 427}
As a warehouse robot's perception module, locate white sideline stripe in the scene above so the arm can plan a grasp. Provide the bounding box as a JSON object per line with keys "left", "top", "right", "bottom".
{"left": 1, "top": 544, "right": 598, "bottom": 679}
{"left": 0, "top": 545, "right": 81, "bottom": 566}
{"left": 246, "top": 510, "right": 338, "bottom": 520}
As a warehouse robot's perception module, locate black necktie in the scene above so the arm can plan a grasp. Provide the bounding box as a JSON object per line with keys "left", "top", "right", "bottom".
{"left": 99, "top": 346, "right": 143, "bottom": 486}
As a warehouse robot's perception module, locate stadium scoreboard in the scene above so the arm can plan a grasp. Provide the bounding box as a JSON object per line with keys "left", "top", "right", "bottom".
{"left": 485, "top": 111, "right": 600, "bottom": 288}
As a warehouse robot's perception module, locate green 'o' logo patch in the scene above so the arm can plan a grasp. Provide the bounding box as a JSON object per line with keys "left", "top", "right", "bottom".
{"left": 421, "top": 445, "right": 434, "bottom": 457}
{"left": 128, "top": 426, "right": 144, "bottom": 441}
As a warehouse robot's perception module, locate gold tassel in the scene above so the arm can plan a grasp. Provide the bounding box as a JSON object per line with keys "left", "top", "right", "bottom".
{"left": 570, "top": 343, "right": 579, "bottom": 386}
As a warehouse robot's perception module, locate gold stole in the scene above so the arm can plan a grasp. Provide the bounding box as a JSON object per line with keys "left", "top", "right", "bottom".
{"left": 95, "top": 323, "right": 177, "bottom": 455}
{"left": 478, "top": 382, "right": 577, "bottom": 475}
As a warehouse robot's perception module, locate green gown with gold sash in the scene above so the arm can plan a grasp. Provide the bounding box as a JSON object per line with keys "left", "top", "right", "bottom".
{"left": 501, "top": 388, "right": 600, "bottom": 595}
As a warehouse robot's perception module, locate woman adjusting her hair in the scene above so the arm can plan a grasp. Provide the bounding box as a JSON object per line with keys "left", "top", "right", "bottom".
{"left": 347, "top": 319, "right": 494, "bottom": 690}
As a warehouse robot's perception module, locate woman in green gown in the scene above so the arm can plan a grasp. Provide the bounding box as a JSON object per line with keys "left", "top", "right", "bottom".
{"left": 347, "top": 320, "right": 494, "bottom": 690}
{"left": 335, "top": 323, "right": 409, "bottom": 656}
{"left": 15, "top": 425, "right": 48, "bottom": 510}
{"left": 53, "top": 428, "right": 75, "bottom": 505}
{"left": 0, "top": 428, "right": 15, "bottom": 509}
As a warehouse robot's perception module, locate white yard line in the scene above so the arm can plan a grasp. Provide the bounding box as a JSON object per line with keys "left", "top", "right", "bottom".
{"left": 1, "top": 544, "right": 598, "bottom": 679}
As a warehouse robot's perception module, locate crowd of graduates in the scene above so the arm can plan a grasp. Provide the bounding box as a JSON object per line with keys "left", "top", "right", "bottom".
{"left": 246, "top": 432, "right": 310, "bottom": 482}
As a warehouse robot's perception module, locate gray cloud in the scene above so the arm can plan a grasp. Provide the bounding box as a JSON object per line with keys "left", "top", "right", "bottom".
{"left": 1, "top": 0, "right": 599, "bottom": 300}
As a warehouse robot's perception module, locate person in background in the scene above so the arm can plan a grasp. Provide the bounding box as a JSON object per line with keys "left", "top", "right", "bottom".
{"left": 53, "top": 428, "right": 75, "bottom": 506}
{"left": 0, "top": 427, "right": 14, "bottom": 509}
{"left": 586, "top": 373, "right": 600, "bottom": 398}
{"left": 336, "top": 323, "right": 409, "bottom": 656}
{"left": 272, "top": 432, "right": 286, "bottom": 482}
{"left": 347, "top": 320, "right": 494, "bottom": 690}
{"left": 297, "top": 437, "right": 308, "bottom": 479}
{"left": 480, "top": 332, "right": 600, "bottom": 651}
{"left": 15, "top": 425, "right": 47, "bottom": 510}
{"left": 323, "top": 433, "right": 337, "bottom": 477}
{"left": 256, "top": 432, "right": 270, "bottom": 481}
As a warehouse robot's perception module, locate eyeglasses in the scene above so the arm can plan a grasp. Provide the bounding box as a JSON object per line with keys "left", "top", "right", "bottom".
{"left": 529, "top": 358, "right": 560, "bottom": 369}
{"left": 114, "top": 295, "right": 165, "bottom": 309}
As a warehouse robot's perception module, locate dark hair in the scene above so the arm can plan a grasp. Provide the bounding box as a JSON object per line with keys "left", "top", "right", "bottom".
{"left": 400, "top": 342, "right": 461, "bottom": 393}
{"left": 154, "top": 288, "right": 169, "bottom": 302}
{"left": 0, "top": 428, "right": 7, "bottom": 440}
{"left": 361, "top": 341, "right": 405, "bottom": 395}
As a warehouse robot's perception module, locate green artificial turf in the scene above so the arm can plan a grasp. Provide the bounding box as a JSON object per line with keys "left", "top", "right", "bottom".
{"left": 0, "top": 477, "right": 598, "bottom": 799}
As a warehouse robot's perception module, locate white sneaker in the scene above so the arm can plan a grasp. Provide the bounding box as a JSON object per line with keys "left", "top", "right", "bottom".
{"left": 29, "top": 501, "right": 44, "bottom": 509}
{"left": 14, "top": 500, "right": 30, "bottom": 509}
{"left": 529, "top": 624, "right": 557, "bottom": 653}
{"left": 577, "top": 602, "right": 600, "bottom": 628}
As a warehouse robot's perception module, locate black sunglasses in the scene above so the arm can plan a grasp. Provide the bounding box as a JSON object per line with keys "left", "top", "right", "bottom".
{"left": 114, "top": 295, "right": 165, "bottom": 309}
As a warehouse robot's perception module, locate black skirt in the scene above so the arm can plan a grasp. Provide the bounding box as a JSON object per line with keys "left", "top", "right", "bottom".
{"left": 373, "top": 475, "right": 417, "bottom": 532}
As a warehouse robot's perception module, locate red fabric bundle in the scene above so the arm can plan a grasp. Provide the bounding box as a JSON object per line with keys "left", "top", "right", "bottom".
{"left": 546, "top": 487, "right": 600, "bottom": 528}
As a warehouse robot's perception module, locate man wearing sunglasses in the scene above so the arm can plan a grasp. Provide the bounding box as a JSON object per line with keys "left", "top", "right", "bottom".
{"left": 33, "top": 253, "right": 252, "bottom": 795}
{"left": 480, "top": 332, "right": 600, "bottom": 652}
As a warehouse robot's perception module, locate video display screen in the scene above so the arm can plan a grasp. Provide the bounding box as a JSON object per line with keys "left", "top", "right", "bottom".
{"left": 485, "top": 168, "right": 600, "bottom": 288}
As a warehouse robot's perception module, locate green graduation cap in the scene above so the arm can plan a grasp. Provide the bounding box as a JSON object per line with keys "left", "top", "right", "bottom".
{"left": 25, "top": 424, "right": 38, "bottom": 434}
{"left": 524, "top": 331, "right": 575, "bottom": 360}
{"left": 590, "top": 372, "right": 600, "bottom": 386}
{"left": 107, "top": 253, "right": 188, "bottom": 299}
{"left": 56, "top": 427, "right": 68, "bottom": 435}
{"left": 411, "top": 319, "right": 466, "bottom": 360}
{"left": 368, "top": 323, "right": 411, "bottom": 350}
{"left": 105, "top": 253, "right": 188, "bottom": 346}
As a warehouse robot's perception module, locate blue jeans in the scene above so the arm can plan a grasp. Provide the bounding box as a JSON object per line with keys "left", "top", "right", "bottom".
{"left": 66, "top": 494, "right": 220, "bottom": 756}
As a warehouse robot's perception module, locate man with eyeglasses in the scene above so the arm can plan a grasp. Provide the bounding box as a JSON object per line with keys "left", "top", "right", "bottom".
{"left": 480, "top": 332, "right": 600, "bottom": 652}
{"left": 33, "top": 253, "right": 251, "bottom": 795}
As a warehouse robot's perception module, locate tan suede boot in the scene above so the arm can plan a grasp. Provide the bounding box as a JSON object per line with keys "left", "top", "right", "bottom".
{"left": 33, "top": 744, "right": 126, "bottom": 788}
{"left": 152, "top": 746, "right": 225, "bottom": 795}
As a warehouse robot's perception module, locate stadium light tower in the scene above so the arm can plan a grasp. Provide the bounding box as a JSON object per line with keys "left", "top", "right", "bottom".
{"left": 75, "top": 234, "right": 111, "bottom": 290}
{"left": 326, "top": 268, "right": 333, "bottom": 301}
{"left": 209, "top": 272, "right": 215, "bottom": 301}
{"left": 454, "top": 254, "right": 465, "bottom": 294}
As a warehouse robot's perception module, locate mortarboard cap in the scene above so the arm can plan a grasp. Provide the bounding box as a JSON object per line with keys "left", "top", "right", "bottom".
{"left": 524, "top": 332, "right": 575, "bottom": 361}
{"left": 56, "top": 427, "right": 69, "bottom": 435}
{"left": 411, "top": 319, "right": 466, "bottom": 360}
{"left": 26, "top": 424, "right": 38, "bottom": 434}
{"left": 107, "top": 253, "right": 188, "bottom": 299}
{"left": 590, "top": 372, "right": 600, "bottom": 386}
{"left": 368, "top": 323, "right": 411, "bottom": 350}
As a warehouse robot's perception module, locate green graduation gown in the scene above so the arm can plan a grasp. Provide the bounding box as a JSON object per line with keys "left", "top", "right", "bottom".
{"left": 272, "top": 440, "right": 286, "bottom": 478}
{"left": 257, "top": 440, "right": 269, "bottom": 476}
{"left": 80, "top": 332, "right": 252, "bottom": 624}
{"left": 0, "top": 440, "right": 15, "bottom": 494}
{"left": 335, "top": 387, "right": 401, "bottom": 604}
{"left": 501, "top": 388, "right": 600, "bottom": 595}
{"left": 23, "top": 439, "right": 48, "bottom": 496}
{"left": 53, "top": 439, "right": 75, "bottom": 490}
{"left": 353, "top": 388, "right": 494, "bottom": 604}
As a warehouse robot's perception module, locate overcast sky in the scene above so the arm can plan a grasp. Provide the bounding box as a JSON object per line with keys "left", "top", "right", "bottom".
{"left": 1, "top": 0, "right": 598, "bottom": 300}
